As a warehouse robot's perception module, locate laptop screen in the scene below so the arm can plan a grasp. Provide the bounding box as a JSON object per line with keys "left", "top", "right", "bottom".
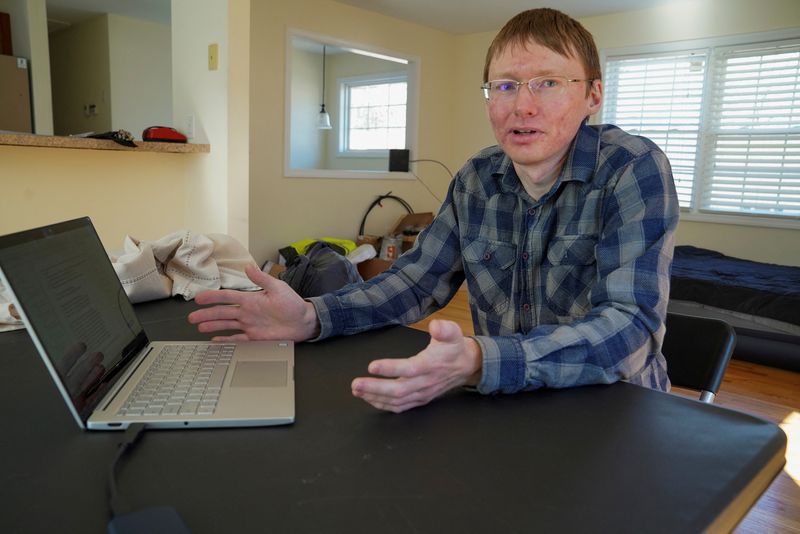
{"left": 0, "top": 218, "right": 147, "bottom": 421}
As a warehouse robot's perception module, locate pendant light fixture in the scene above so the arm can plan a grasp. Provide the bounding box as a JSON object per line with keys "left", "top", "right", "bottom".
{"left": 317, "top": 45, "right": 332, "bottom": 130}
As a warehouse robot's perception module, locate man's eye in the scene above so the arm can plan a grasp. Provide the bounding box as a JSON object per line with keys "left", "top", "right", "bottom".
{"left": 540, "top": 78, "right": 560, "bottom": 89}
{"left": 494, "top": 81, "right": 517, "bottom": 92}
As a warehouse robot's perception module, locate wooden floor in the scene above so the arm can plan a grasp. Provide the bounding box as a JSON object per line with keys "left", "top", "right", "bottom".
{"left": 409, "top": 288, "right": 800, "bottom": 533}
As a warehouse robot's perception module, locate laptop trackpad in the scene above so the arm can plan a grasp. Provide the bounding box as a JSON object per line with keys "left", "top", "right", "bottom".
{"left": 230, "top": 361, "right": 287, "bottom": 387}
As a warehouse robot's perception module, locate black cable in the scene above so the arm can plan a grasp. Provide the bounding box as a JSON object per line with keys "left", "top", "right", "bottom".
{"left": 358, "top": 192, "right": 414, "bottom": 236}
{"left": 108, "top": 423, "right": 147, "bottom": 518}
{"left": 410, "top": 158, "right": 454, "bottom": 178}
{"left": 409, "top": 159, "right": 453, "bottom": 204}
{"left": 411, "top": 171, "right": 442, "bottom": 204}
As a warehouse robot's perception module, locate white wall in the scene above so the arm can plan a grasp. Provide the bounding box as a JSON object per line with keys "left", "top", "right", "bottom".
{"left": 108, "top": 14, "right": 172, "bottom": 139}
{"left": 0, "top": 0, "right": 53, "bottom": 134}
{"left": 289, "top": 47, "right": 326, "bottom": 169}
{"left": 171, "top": 0, "right": 230, "bottom": 237}
{"left": 226, "top": 0, "right": 250, "bottom": 246}
{"left": 49, "top": 15, "right": 111, "bottom": 135}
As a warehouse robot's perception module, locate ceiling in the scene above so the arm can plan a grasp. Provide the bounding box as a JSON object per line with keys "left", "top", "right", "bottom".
{"left": 334, "top": 0, "right": 678, "bottom": 34}
{"left": 42, "top": 0, "right": 678, "bottom": 36}
{"left": 45, "top": 0, "right": 169, "bottom": 33}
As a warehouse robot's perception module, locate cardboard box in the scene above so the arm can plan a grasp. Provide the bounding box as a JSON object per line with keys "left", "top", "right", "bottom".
{"left": 356, "top": 212, "right": 434, "bottom": 280}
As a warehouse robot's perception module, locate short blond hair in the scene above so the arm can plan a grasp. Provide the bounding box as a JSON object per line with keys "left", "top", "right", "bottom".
{"left": 483, "top": 8, "right": 602, "bottom": 84}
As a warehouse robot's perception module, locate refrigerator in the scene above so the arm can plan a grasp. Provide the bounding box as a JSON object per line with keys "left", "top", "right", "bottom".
{"left": 0, "top": 54, "right": 32, "bottom": 133}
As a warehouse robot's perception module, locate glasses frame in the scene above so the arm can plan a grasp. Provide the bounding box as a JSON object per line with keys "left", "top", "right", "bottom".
{"left": 481, "top": 75, "right": 594, "bottom": 102}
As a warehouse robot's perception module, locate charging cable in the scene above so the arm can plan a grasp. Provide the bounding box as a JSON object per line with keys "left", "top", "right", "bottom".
{"left": 108, "top": 423, "right": 147, "bottom": 518}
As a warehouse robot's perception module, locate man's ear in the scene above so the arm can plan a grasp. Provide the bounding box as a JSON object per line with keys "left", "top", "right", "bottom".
{"left": 587, "top": 79, "right": 603, "bottom": 115}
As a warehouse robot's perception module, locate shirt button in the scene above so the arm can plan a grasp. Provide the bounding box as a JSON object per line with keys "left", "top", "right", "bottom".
{"left": 523, "top": 303, "right": 531, "bottom": 311}
{"left": 483, "top": 252, "right": 491, "bottom": 260}
{"left": 527, "top": 207, "right": 536, "bottom": 216}
{"left": 522, "top": 252, "right": 529, "bottom": 261}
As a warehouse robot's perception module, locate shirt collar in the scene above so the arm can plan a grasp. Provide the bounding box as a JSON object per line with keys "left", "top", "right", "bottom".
{"left": 490, "top": 121, "right": 601, "bottom": 198}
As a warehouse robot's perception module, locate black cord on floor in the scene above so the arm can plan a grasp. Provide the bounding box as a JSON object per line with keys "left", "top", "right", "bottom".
{"left": 358, "top": 192, "right": 414, "bottom": 237}
{"left": 108, "top": 423, "right": 147, "bottom": 518}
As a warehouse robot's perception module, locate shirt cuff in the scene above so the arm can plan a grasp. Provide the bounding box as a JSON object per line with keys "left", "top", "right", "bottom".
{"left": 473, "top": 335, "right": 527, "bottom": 394}
{"left": 306, "top": 294, "right": 340, "bottom": 342}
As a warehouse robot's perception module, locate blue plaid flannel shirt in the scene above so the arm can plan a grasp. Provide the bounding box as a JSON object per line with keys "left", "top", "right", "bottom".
{"left": 310, "top": 123, "right": 679, "bottom": 394}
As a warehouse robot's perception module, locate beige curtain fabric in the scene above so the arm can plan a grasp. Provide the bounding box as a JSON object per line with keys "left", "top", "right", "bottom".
{"left": 111, "top": 231, "right": 260, "bottom": 303}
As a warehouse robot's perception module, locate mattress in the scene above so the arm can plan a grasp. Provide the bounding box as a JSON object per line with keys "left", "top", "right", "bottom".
{"left": 670, "top": 246, "right": 800, "bottom": 327}
{"left": 669, "top": 246, "right": 800, "bottom": 371}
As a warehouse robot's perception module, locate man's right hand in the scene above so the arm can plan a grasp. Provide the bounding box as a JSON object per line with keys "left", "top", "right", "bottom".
{"left": 188, "top": 264, "right": 320, "bottom": 342}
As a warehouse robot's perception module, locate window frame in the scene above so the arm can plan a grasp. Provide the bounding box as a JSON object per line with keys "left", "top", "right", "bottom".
{"left": 283, "top": 28, "right": 420, "bottom": 180}
{"left": 600, "top": 28, "right": 800, "bottom": 230}
{"left": 337, "top": 72, "right": 409, "bottom": 158}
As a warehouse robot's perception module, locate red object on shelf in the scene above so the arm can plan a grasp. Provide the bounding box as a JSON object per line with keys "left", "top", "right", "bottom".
{"left": 142, "top": 126, "right": 188, "bottom": 143}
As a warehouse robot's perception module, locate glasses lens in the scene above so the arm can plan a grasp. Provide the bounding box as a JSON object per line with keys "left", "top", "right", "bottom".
{"left": 484, "top": 80, "right": 518, "bottom": 101}
{"left": 529, "top": 77, "right": 567, "bottom": 100}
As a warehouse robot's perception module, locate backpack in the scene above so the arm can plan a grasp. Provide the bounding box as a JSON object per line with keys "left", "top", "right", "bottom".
{"left": 278, "top": 241, "right": 362, "bottom": 298}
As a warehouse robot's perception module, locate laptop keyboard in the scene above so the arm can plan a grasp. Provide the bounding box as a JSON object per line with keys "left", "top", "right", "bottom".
{"left": 117, "top": 344, "right": 234, "bottom": 417}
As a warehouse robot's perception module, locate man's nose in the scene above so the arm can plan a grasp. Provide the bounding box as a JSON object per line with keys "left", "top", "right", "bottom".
{"left": 514, "top": 83, "right": 541, "bottom": 115}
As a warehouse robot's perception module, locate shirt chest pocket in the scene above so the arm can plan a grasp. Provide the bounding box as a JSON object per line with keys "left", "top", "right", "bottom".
{"left": 544, "top": 234, "right": 597, "bottom": 316}
{"left": 546, "top": 235, "right": 597, "bottom": 265}
{"left": 463, "top": 238, "right": 517, "bottom": 315}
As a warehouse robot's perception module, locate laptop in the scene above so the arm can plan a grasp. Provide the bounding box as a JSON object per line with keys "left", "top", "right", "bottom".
{"left": 0, "top": 217, "right": 294, "bottom": 430}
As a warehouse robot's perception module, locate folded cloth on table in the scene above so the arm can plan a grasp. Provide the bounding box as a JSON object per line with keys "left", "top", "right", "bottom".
{"left": 111, "top": 231, "right": 260, "bottom": 303}
{"left": 0, "top": 281, "right": 24, "bottom": 332}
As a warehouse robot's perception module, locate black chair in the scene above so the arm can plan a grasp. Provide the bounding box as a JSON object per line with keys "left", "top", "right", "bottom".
{"left": 661, "top": 312, "right": 736, "bottom": 403}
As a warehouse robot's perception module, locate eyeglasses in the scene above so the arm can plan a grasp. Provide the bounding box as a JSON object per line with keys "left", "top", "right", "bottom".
{"left": 481, "top": 75, "right": 593, "bottom": 102}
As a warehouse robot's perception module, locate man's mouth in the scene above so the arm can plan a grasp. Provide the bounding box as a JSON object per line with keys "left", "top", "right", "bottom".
{"left": 512, "top": 128, "right": 538, "bottom": 135}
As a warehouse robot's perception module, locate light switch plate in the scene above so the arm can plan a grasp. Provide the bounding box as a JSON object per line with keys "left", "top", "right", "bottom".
{"left": 208, "top": 43, "right": 219, "bottom": 71}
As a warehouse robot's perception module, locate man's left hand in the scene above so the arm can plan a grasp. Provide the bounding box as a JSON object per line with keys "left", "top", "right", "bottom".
{"left": 351, "top": 320, "right": 482, "bottom": 413}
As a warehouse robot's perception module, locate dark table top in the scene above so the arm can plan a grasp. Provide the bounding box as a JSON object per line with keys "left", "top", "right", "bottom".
{"left": 0, "top": 297, "right": 787, "bottom": 533}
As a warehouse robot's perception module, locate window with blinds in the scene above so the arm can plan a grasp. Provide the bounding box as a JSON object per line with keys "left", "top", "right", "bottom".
{"left": 602, "top": 35, "right": 800, "bottom": 222}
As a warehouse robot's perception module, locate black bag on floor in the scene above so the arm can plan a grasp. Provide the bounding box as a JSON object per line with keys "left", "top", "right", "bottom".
{"left": 278, "top": 241, "right": 362, "bottom": 298}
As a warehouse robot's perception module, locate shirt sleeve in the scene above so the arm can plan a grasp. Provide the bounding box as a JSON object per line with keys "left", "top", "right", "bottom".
{"left": 308, "top": 182, "right": 467, "bottom": 340}
{"left": 475, "top": 148, "right": 679, "bottom": 394}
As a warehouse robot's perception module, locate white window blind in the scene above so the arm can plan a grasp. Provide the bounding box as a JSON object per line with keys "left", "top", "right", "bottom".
{"left": 603, "top": 51, "right": 706, "bottom": 207}
{"left": 603, "top": 35, "right": 800, "bottom": 222}
{"left": 704, "top": 41, "right": 800, "bottom": 216}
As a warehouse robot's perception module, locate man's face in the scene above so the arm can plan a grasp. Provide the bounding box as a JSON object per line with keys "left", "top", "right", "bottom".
{"left": 486, "top": 41, "right": 602, "bottom": 180}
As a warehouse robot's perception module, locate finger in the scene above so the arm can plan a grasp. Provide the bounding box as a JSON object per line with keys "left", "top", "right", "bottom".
{"left": 351, "top": 375, "right": 426, "bottom": 399}
{"left": 244, "top": 264, "right": 278, "bottom": 288}
{"left": 194, "top": 288, "right": 255, "bottom": 306}
{"left": 367, "top": 357, "right": 422, "bottom": 379}
{"left": 196, "top": 319, "right": 242, "bottom": 333}
{"left": 188, "top": 305, "right": 241, "bottom": 325}
{"left": 355, "top": 392, "right": 426, "bottom": 414}
{"left": 428, "top": 319, "right": 463, "bottom": 344}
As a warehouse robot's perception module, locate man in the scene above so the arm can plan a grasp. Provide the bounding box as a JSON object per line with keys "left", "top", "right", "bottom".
{"left": 189, "top": 8, "right": 679, "bottom": 413}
